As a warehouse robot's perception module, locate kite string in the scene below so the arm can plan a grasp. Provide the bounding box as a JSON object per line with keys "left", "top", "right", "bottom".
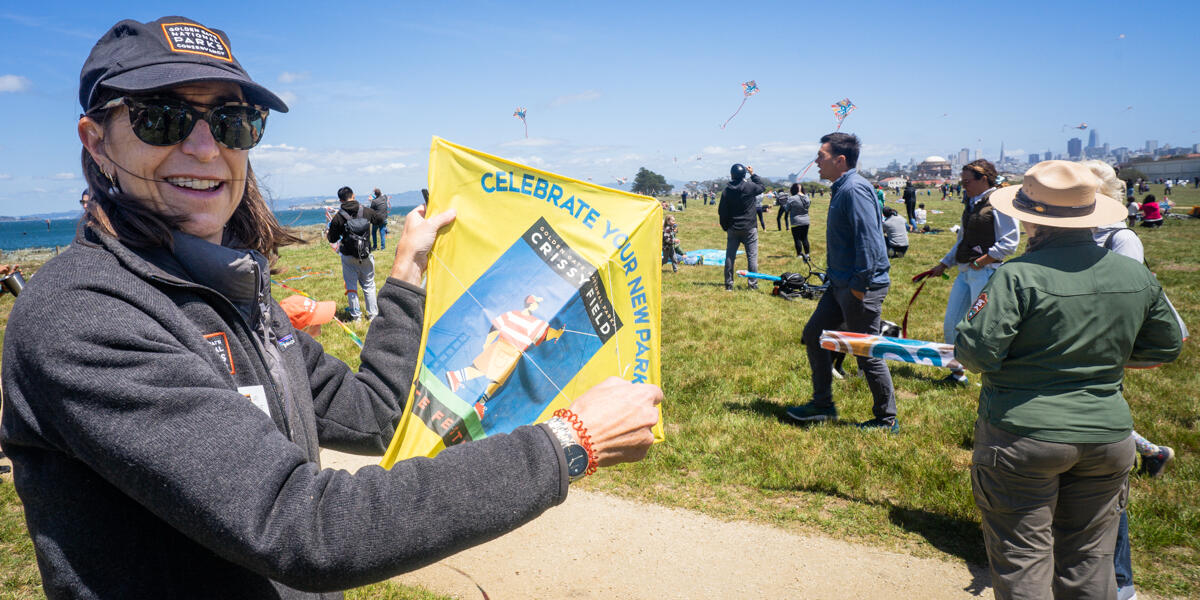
{"left": 604, "top": 260, "right": 627, "bottom": 378}
{"left": 428, "top": 251, "right": 569, "bottom": 403}
{"left": 720, "top": 97, "right": 749, "bottom": 130}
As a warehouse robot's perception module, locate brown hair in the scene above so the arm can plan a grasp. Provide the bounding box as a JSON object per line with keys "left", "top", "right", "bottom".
{"left": 963, "top": 159, "right": 998, "bottom": 187}
{"left": 80, "top": 92, "right": 302, "bottom": 267}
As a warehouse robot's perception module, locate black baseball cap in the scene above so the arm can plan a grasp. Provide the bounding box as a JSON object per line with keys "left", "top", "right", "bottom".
{"left": 80, "top": 16, "right": 288, "bottom": 113}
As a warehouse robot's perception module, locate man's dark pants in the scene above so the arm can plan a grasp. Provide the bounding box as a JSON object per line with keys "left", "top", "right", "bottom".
{"left": 724, "top": 228, "right": 758, "bottom": 289}
{"left": 801, "top": 283, "right": 896, "bottom": 422}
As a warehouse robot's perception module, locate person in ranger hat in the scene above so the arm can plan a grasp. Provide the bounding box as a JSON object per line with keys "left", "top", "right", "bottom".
{"left": 954, "top": 160, "right": 1184, "bottom": 600}
{"left": 0, "top": 16, "right": 662, "bottom": 600}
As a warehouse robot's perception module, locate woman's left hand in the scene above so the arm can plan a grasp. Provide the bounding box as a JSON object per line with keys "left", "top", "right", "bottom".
{"left": 391, "top": 204, "right": 456, "bottom": 285}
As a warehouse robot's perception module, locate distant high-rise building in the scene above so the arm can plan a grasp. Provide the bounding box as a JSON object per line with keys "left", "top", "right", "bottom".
{"left": 1087, "top": 130, "right": 1099, "bottom": 149}
{"left": 999, "top": 141, "right": 1005, "bottom": 163}
{"left": 958, "top": 148, "right": 970, "bottom": 165}
{"left": 1068, "top": 138, "right": 1082, "bottom": 159}
{"left": 1044, "top": 150, "right": 1053, "bottom": 162}
{"left": 1146, "top": 140, "right": 1158, "bottom": 152}
{"left": 1028, "top": 153, "right": 1039, "bottom": 164}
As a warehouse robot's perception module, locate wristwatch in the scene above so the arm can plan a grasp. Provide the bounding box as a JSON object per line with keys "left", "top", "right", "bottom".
{"left": 547, "top": 416, "right": 590, "bottom": 483}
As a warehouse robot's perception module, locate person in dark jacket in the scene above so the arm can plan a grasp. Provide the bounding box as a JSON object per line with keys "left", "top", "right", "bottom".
{"left": 327, "top": 186, "right": 385, "bottom": 320}
{"left": 0, "top": 16, "right": 662, "bottom": 600}
{"left": 717, "top": 163, "right": 765, "bottom": 291}
{"left": 902, "top": 181, "right": 917, "bottom": 230}
{"left": 369, "top": 187, "right": 390, "bottom": 251}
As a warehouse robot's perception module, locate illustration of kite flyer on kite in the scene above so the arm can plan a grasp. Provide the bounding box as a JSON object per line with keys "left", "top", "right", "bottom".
{"left": 446, "top": 294, "right": 565, "bottom": 418}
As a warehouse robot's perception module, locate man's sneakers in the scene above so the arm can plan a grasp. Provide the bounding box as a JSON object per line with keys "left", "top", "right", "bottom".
{"left": 939, "top": 372, "right": 969, "bottom": 386}
{"left": 785, "top": 402, "right": 838, "bottom": 424}
{"left": 1139, "top": 446, "right": 1174, "bottom": 478}
{"left": 857, "top": 418, "right": 900, "bottom": 434}
{"left": 446, "top": 369, "right": 464, "bottom": 392}
{"left": 831, "top": 367, "right": 845, "bottom": 380}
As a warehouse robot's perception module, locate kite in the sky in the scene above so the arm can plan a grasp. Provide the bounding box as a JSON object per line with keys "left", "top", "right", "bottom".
{"left": 720, "top": 80, "right": 759, "bottom": 129}
{"left": 831, "top": 98, "right": 856, "bottom": 131}
{"left": 1062, "top": 122, "right": 1088, "bottom": 131}
{"left": 615, "top": 176, "right": 628, "bottom": 185}
{"left": 513, "top": 107, "right": 527, "bottom": 138}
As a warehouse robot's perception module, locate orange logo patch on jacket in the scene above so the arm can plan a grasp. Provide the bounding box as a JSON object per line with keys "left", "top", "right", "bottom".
{"left": 203, "top": 332, "right": 235, "bottom": 374}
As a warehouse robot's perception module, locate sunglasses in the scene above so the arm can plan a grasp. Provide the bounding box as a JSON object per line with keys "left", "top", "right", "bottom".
{"left": 98, "top": 96, "right": 269, "bottom": 150}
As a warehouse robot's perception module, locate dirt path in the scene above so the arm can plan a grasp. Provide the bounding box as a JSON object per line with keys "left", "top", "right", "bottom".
{"left": 322, "top": 449, "right": 993, "bottom": 599}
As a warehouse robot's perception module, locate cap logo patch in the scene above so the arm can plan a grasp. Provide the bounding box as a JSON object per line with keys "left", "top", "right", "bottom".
{"left": 966, "top": 292, "right": 988, "bottom": 321}
{"left": 161, "top": 23, "right": 233, "bottom": 62}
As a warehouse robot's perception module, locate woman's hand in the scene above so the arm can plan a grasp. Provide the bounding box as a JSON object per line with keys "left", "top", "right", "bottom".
{"left": 391, "top": 205, "right": 456, "bottom": 285}
{"left": 566, "top": 376, "right": 662, "bottom": 468}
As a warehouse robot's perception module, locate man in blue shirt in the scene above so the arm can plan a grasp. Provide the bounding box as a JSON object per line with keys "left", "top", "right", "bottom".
{"left": 786, "top": 133, "right": 897, "bottom": 431}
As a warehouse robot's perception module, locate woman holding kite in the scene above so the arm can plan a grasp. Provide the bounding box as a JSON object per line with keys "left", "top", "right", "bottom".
{"left": 0, "top": 16, "right": 660, "bottom": 599}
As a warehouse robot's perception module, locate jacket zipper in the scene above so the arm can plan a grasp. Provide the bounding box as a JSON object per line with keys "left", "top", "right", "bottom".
{"left": 148, "top": 273, "right": 298, "bottom": 442}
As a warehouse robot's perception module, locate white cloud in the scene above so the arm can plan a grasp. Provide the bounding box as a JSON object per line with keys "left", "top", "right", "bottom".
{"left": 0, "top": 75, "right": 32, "bottom": 93}
{"left": 51, "top": 172, "right": 76, "bottom": 180}
{"left": 359, "top": 162, "right": 411, "bottom": 174}
{"left": 549, "top": 90, "right": 601, "bottom": 108}
{"left": 251, "top": 144, "right": 418, "bottom": 177}
{"left": 278, "top": 71, "right": 310, "bottom": 84}
{"left": 510, "top": 155, "right": 546, "bottom": 167}
{"left": 0, "top": 174, "right": 11, "bottom": 180}
{"left": 277, "top": 91, "right": 298, "bottom": 106}
{"left": 500, "top": 137, "right": 562, "bottom": 148}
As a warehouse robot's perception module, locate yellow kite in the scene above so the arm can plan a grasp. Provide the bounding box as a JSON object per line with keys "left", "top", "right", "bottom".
{"left": 380, "top": 138, "right": 663, "bottom": 466}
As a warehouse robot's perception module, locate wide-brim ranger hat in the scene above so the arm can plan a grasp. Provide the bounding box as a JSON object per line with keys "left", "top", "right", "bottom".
{"left": 80, "top": 16, "right": 288, "bottom": 113}
{"left": 989, "top": 160, "right": 1127, "bottom": 228}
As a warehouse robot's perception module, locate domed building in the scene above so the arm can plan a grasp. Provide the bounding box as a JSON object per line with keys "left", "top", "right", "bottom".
{"left": 914, "top": 155, "right": 953, "bottom": 180}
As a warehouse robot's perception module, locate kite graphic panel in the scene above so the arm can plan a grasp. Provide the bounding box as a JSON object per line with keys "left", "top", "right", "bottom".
{"left": 380, "top": 137, "right": 664, "bottom": 466}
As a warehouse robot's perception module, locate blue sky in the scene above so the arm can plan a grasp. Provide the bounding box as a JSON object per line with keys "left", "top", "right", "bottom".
{"left": 1, "top": 0, "right": 1197, "bottom": 216}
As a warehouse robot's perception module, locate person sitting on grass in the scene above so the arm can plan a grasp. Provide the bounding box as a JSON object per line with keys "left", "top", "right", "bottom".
{"left": 1139, "top": 194, "right": 1163, "bottom": 228}
{"left": 881, "top": 207, "right": 909, "bottom": 258}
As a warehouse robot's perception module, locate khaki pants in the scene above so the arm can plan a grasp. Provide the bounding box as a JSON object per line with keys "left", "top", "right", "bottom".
{"left": 971, "top": 419, "right": 1134, "bottom": 600}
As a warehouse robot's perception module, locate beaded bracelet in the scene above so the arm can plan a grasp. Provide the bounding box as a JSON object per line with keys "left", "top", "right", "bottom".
{"left": 553, "top": 408, "right": 598, "bottom": 475}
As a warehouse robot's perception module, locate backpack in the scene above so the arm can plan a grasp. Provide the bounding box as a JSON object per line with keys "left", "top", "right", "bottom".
{"left": 338, "top": 207, "right": 372, "bottom": 259}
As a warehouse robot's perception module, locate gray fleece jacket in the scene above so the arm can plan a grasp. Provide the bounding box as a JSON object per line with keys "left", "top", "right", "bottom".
{"left": 0, "top": 228, "right": 568, "bottom": 599}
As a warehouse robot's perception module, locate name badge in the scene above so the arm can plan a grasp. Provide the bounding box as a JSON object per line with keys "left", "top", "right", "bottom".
{"left": 238, "top": 385, "right": 270, "bottom": 416}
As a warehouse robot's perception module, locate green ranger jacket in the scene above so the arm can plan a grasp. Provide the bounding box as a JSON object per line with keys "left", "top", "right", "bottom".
{"left": 955, "top": 229, "right": 1184, "bottom": 444}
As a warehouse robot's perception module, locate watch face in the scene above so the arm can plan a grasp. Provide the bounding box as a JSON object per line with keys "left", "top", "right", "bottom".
{"left": 564, "top": 444, "right": 589, "bottom": 478}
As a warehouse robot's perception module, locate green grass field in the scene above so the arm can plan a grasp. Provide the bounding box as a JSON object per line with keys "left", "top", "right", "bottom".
{"left": 1, "top": 183, "right": 1197, "bottom": 598}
